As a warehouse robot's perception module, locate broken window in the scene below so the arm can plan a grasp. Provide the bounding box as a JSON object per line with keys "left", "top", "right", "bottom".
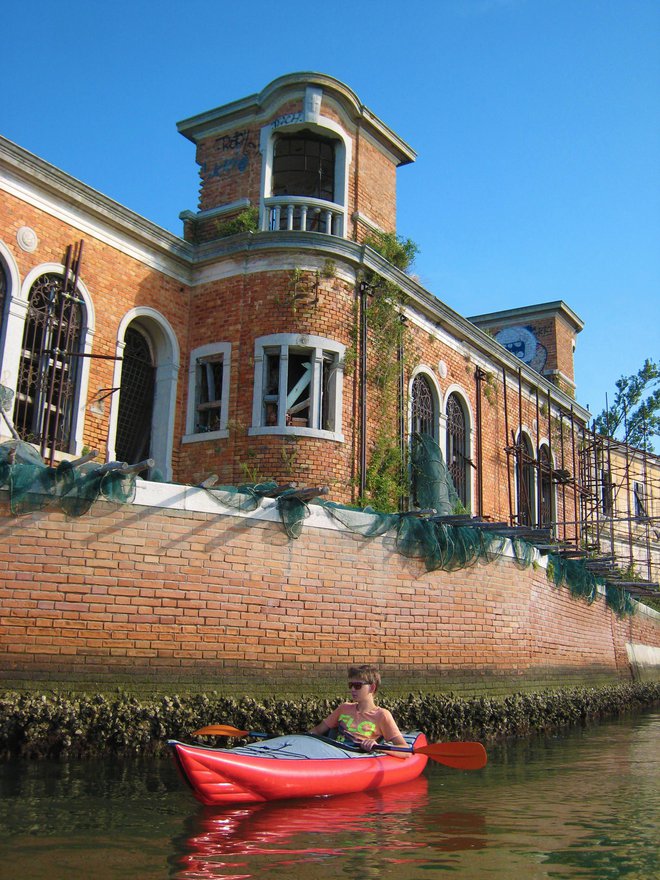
{"left": 184, "top": 342, "right": 231, "bottom": 440}
{"left": 196, "top": 354, "right": 224, "bottom": 433}
{"left": 253, "top": 335, "right": 344, "bottom": 437}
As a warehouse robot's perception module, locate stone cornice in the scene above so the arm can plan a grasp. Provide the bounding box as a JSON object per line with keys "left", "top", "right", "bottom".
{"left": 189, "top": 231, "right": 590, "bottom": 420}
{"left": 469, "top": 300, "right": 584, "bottom": 334}
{"left": 0, "top": 135, "right": 193, "bottom": 281}
{"left": 177, "top": 72, "right": 416, "bottom": 166}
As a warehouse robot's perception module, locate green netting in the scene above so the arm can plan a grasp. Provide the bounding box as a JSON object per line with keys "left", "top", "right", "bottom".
{"left": 547, "top": 553, "right": 599, "bottom": 604}
{"left": 203, "top": 481, "right": 280, "bottom": 513}
{"left": 0, "top": 439, "right": 636, "bottom": 615}
{"left": 0, "top": 441, "right": 136, "bottom": 517}
{"left": 605, "top": 584, "right": 637, "bottom": 616}
{"left": 394, "top": 518, "right": 526, "bottom": 573}
{"left": 319, "top": 500, "right": 397, "bottom": 537}
{"left": 410, "top": 431, "right": 461, "bottom": 515}
{"left": 277, "top": 494, "right": 309, "bottom": 539}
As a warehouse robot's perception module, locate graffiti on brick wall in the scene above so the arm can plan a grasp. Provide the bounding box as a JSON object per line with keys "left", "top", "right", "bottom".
{"left": 272, "top": 111, "right": 304, "bottom": 129}
{"left": 495, "top": 325, "right": 548, "bottom": 373}
{"left": 202, "top": 129, "right": 257, "bottom": 179}
{"left": 217, "top": 130, "right": 257, "bottom": 153}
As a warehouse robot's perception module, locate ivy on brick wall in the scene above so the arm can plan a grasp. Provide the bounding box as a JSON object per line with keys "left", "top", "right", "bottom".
{"left": 358, "top": 231, "right": 419, "bottom": 511}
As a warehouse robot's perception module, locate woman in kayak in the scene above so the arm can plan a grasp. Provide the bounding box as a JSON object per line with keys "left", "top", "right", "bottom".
{"left": 309, "top": 664, "right": 409, "bottom": 752}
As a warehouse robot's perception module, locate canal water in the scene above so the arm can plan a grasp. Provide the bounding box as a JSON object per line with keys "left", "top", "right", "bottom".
{"left": 0, "top": 710, "right": 657, "bottom": 879}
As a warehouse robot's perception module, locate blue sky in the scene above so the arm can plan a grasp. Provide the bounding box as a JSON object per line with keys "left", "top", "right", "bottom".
{"left": 3, "top": 0, "right": 658, "bottom": 431}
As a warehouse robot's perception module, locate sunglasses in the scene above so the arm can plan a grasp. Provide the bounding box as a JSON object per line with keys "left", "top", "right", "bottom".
{"left": 348, "top": 681, "right": 368, "bottom": 689}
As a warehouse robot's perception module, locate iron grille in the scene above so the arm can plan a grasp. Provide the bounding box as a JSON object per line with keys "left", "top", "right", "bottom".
{"left": 539, "top": 445, "right": 553, "bottom": 527}
{"left": 411, "top": 374, "right": 435, "bottom": 438}
{"left": 13, "top": 273, "right": 83, "bottom": 452}
{"left": 516, "top": 437, "right": 536, "bottom": 526}
{"left": 446, "top": 393, "right": 467, "bottom": 506}
{"left": 115, "top": 327, "right": 155, "bottom": 464}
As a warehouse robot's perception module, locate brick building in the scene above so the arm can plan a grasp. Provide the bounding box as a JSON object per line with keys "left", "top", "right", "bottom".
{"left": 1, "top": 72, "right": 588, "bottom": 530}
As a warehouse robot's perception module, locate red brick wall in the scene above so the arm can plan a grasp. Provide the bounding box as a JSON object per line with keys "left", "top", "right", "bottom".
{"left": 1, "top": 492, "right": 657, "bottom": 695}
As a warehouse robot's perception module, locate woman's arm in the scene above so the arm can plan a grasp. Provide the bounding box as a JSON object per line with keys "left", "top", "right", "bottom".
{"left": 308, "top": 720, "right": 331, "bottom": 735}
{"left": 379, "top": 709, "right": 407, "bottom": 747}
{"left": 308, "top": 704, "right": 343, "bottom": 736}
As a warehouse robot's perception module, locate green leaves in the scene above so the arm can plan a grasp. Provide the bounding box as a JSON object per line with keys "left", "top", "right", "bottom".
{"left": 592, "top": 358, "right": 659, "bottom": 451}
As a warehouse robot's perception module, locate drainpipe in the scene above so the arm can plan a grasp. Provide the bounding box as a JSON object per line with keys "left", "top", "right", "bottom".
{"left": 398, "top": 314, "right": 408, "bottom": 512}
{"left": 475, "top": 367, "right": 485, "bottom": 517}
{"left": 358, "top": 278, "right": 369, "bottom": 499}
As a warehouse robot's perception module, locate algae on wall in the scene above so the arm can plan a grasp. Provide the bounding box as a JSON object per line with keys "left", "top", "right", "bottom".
{"left": 1, "top": 683, "right": 658, "bottom": 760}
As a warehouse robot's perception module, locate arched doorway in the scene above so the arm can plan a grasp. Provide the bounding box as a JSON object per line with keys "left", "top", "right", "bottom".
{"left": 115, "top": 325, "right": 155, "bottom": 466}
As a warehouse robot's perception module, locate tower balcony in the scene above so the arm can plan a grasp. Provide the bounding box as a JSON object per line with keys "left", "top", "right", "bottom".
{"left": 263, "top": 196, "right": 345, "bottom": 238}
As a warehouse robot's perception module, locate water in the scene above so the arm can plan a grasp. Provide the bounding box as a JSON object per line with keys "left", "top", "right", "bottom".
{"left": 0, "top": 711, "right": 657, "bottom": 879}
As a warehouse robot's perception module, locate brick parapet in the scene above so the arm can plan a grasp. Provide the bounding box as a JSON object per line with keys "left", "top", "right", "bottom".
{"left": 1, "top": 488, "right": 658, "bottom": 695}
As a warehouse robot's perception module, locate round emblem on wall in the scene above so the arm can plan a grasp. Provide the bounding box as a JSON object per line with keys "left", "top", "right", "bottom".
{"left": 17, "top": 226, "right": 38, "bottom": 253}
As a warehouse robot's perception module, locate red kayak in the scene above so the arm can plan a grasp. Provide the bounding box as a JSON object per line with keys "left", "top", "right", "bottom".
{"left": 169, "top": 732, "right": 428, "bottom": 806}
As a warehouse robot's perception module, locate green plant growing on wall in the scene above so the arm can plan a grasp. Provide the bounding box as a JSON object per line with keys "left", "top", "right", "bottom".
{"left": 482, "top": 372, "right": 498, "bottom": 406}
{"left": 357, "top": 230, "right": 419, "bottom": 511}
{"left": 286, "top": 267, "right": 319, "bottom": 313}
{"left": 216, "top": 206, "right": 259, "bottom": 238}
{"left": 364, "top": 230, "right": 419, "bottom": 271}
{"left": 239, "top": 449, "right": 266, "bottom": 485}
{"left": 322, "top": 258, "right": 337, "bottom": 279}
{"left": 280, "top": 438, "right": 299, "bottom": 471}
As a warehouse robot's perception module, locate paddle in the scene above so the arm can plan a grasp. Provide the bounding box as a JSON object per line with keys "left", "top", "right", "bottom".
{"left": 191, "top": 724, "right": 487, "bottom": 770}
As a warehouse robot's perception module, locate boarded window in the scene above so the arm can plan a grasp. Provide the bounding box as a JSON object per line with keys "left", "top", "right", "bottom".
{"left": 195, "top": 354, "right": 224, "bottom": 432}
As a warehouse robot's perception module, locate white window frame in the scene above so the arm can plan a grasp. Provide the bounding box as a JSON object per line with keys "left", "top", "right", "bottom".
{"left": 183, "top": 342, "right": 231, "bottom": 443}
{"left": 259, "top": 87, "right": 352, "bottom": 237}
{"left": 250, "top": 333, "right": 344, "bottom": 441}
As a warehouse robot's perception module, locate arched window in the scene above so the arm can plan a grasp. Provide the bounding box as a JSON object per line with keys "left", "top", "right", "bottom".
{"left": 115, "top": 326, "right": 155, "bottom": 465}
{"left": 538, "top": 444, "right": 553, "bottom": 528}
{"left": 411, "top": 373, "right": 437, "bottom": 439}
{"left": 516, "top": 433, "right": 536, "bottom": 526}
{"left": 13, "top": 272, "right": 85, "bottom": 453}
{"left": 269, "top": 131, "right": 338, "bottom": 234}
{"left": 446, "top": 392, "right": 468, "bottom": 507}
{"left": 272, "top": 131, "right": 336, "bottom": 202}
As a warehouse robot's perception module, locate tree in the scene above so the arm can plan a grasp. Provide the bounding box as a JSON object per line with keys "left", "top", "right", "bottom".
{"left": 591, "top": 359, "right": 660, "bottom": 452}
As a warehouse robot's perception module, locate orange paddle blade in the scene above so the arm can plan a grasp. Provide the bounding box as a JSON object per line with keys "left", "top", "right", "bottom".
{"left": 416, "top": 741, "right": 487, "bottom": 770}
{"left": 192, "top": 724, "right": 253, "bottom": 737}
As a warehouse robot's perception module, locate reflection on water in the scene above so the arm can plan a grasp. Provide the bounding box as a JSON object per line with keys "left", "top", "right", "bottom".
{"left": 0, "top": 711, "right": 658, "bottom": 879}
